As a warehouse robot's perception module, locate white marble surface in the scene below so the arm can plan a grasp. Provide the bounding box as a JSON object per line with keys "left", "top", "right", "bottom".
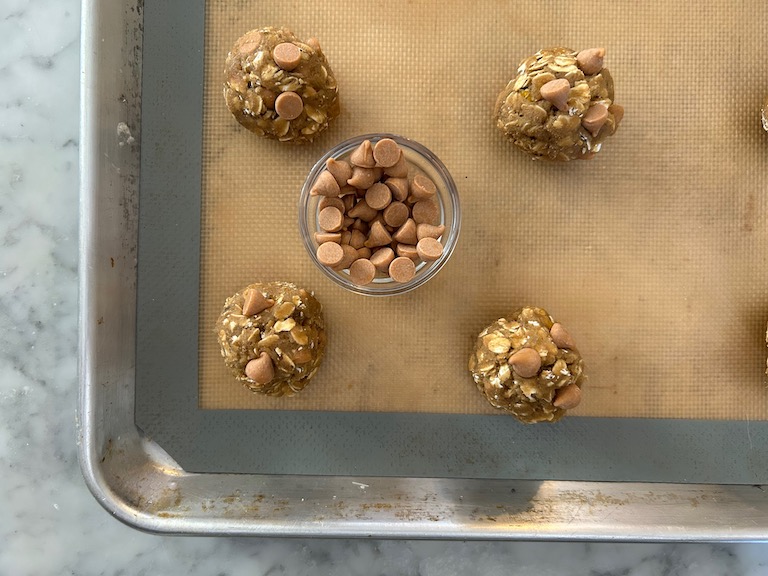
{"left": 3, "top": 0, "right": 768, "bottom": 574}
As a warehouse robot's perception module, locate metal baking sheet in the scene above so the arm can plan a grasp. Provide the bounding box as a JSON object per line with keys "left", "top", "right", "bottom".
{"left": 78, "top": 0, "right": 768, "bottom": 540}
{"left": 136, "top": 0, "right": 768, "bottom": 479}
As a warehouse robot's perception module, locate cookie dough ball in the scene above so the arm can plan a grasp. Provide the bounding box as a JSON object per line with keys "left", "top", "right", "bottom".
{"left": 494, "top": 47, "right": 623, "bottom": 161}
{"left": 468, "top": 307, "right": 584, "bottom": 423}
{"left": 216, "top": 281, "right": 326, "bottom": 396}
{"left": 224, "top": 27, "right": 340, "bottom": 143}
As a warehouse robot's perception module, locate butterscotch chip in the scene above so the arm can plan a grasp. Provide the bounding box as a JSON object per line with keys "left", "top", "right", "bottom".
{"left": 350, "top": 139, "right": 376, "bottom": 167}
{"left": 344, "top": 216, "right": 356, "bottom": 229}
{"left": 357, "top": 247, "right": 372, "bottom": 260}
{"left": 370, "top": 212, "right": 387, "bottom": 228}
{"left": 416, "top": 237, "right": 443, "bottom": 261}
{"left": 245, "top": 352, "right": 275, "bottom": 384}
{"left": 410, "top": 174, "right": 437, "bottom": 200}
{"left": 384, "top": 152, "right": 409, "bottom": 178}
{"left": 395, "top": 244, "right": 419, "bottom": 261}
{"left": 550, "top": 323, "right": 577, "bottom": 350}
{"left": 373, "top": 138, "right": 401, "bottom": 168}
{"left": 365, "top": 220, "right": 393, "bottom": 248}
{"left": 349, "top": 258, "right": 376, "bottom": 285}
{"left": 383, "top": 202, "right": 409, "bottom": 227}
{"left": 235, "top": 29, "right": 262, "bottom": 55}
{"left": 273, "top": 42, "right": 302, "bottom": 71}
{"left": 315, "top": 232, "right": 342, "bottom": 244}
{"left": 333, "top": 244, "right": 359, "bottom": 270}
{"left": 553, "top": 383, "right": 582, "bottom": 409}
{"left": 275, "top": 91, "right": 304, "bottom": 120}
{"left": 316, "top": 241, "right": 344, "bottom": 266}
{"left": 318, "top": 196, "right": 345, "bottom": 213}
{"left": 411, "top": 198, "right": 440, "bottom": 225}
{"left": 389, "top": 256, "right": 416, "bottom": 283}
{"left": 318, "top": 206, "right": 344, "bottom": 232}
{"left": 306, "top": 37, "right": 321, "bottom": 51}
{"left": 310, "top": 170, "right": 341, "bottom": 197}
{"left": 508, "top": 347, "right": 541, "bottom": 378}
{"left": 216, "top": 281, "right": 325, "bottom": 396}
{"left": 392, "top": 218, "right": 418, "bottom": 245}
{"left": 340, "top": 230, "right": 352, "bottom": 244}
{"left": 347, "top": 166, "right": 379, "bottom": 189}
{"left": 384, "top": 177, "right": 409, "bottom": 202}
{"left": 609, "top": 104, "right": 624, "bottom": 125}
{"left": 348, "top": 229, "right": 366, "bottom": 249}
{"left": 351, "top": 218, "right": 369, "bottom": 233}
{"left": 342, "top": 194, "right": 356, "bottom": 212}
{"left": 468, "top": 307, "right": 585, "bottom": 423}
{"left": 261, "top": 88, "right": 277, "bottom": 109}
{"left": 370, "top": 247, "right": 395, "bottom": 272}
{"left": 576, "top": 47, "right": 605, "bottom": 75}
{"left": 243, "top": 288, "right": 275, "bottom": 316}
{"left": 582, "top": 103, "right": 609, "bottom": 137}
{"left": 416, "top": 223, "right": 445, "bottom": 240}
{"left": 365, "top": 183, "right": 392, "bottom": 211}
{"left": 347, "top": 199, "right": 378, "bottom": 222}
{"left": 326, "top": 159, "right": 353, "bottom": 187}
{"left": 539, "top": 78, "right": 570, "bottom": 112}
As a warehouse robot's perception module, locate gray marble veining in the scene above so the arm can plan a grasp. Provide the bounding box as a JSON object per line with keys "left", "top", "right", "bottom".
{"left": 2, "top": 0, "right": 768, "bottom": 574}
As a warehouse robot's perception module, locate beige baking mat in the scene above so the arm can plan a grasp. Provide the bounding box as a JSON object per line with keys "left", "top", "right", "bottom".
{"left": 199, "top": 0, "right": 768, "bottom": 419}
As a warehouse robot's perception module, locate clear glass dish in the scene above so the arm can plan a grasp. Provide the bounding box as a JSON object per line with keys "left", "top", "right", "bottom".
{"left": 299, "top": 133, "right": 461, "bottom": 296}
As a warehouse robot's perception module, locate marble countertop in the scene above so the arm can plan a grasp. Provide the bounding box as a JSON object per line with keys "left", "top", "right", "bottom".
{"left": 3, "top": 0, "right": 768, "bottom": 574}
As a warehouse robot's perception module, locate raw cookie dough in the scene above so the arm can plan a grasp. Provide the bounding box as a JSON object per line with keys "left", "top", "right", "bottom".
{"left": 494, "top": 47, "right": 623, "bottom": 161}
{"left": 224, "top": 27, "right": 340, "bottom": 143}
{"left": 216, "top": 281, "right": 326, "bottom": 396}
{"left": 468, "top": 307, "right": 584, "bottom": 423}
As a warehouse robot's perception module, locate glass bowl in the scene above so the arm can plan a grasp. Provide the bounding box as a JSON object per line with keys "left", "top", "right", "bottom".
{"left": 299, "top": 133, "right": 461, "bottom": 296}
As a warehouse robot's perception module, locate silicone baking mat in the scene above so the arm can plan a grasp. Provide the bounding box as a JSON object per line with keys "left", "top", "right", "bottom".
{"left": 198, "top": 0, "right": 768, "bottom": 419}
